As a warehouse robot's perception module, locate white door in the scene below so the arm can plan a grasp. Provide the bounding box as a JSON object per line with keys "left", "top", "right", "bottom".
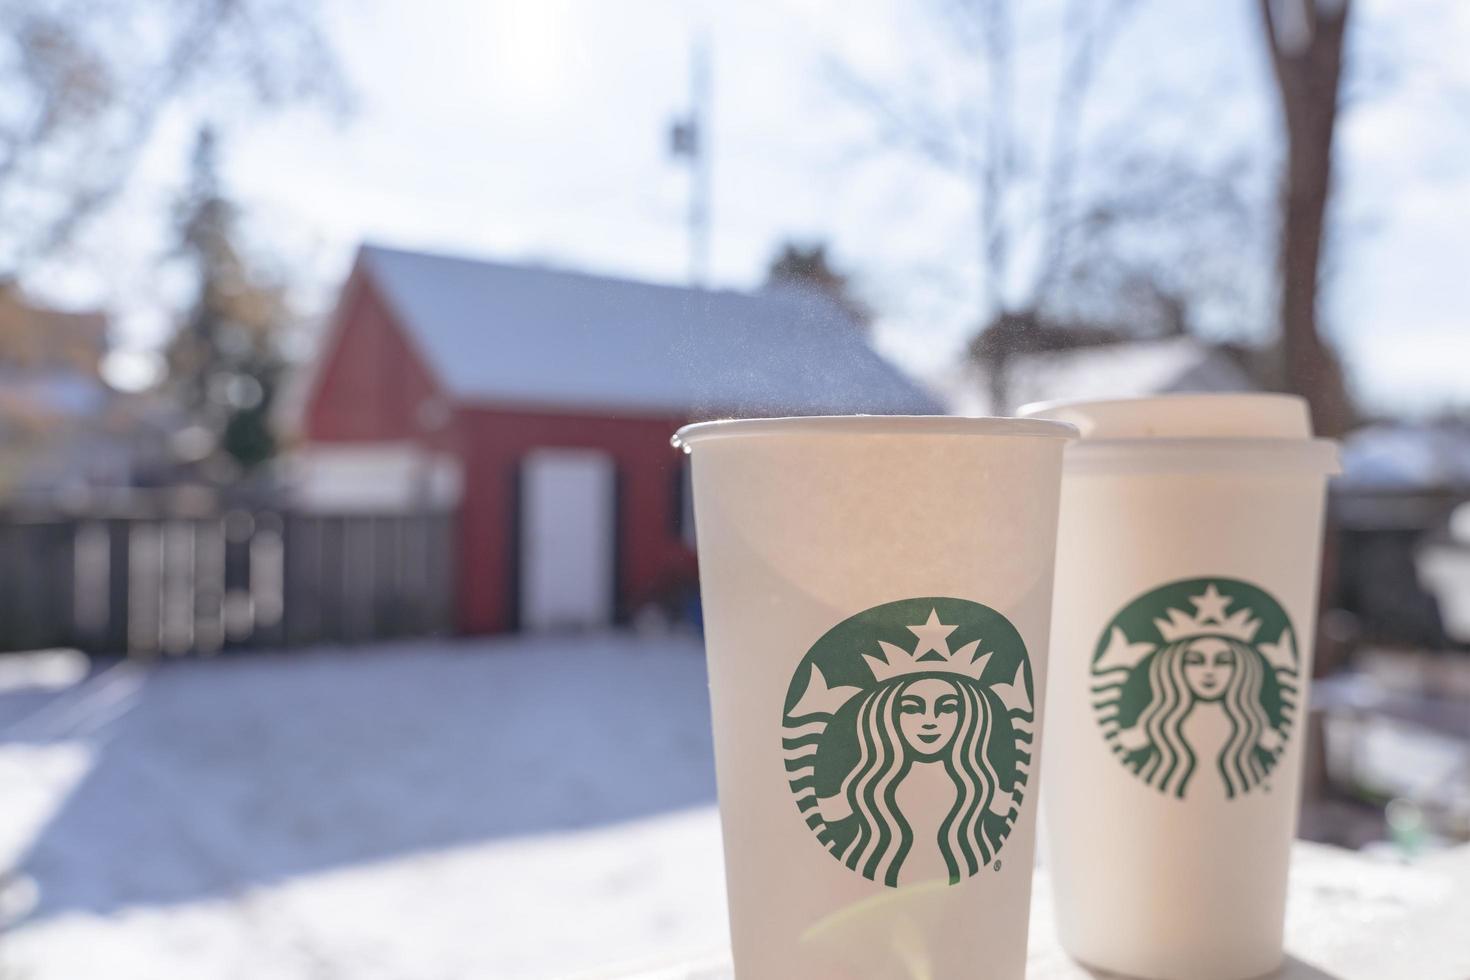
{"left": 519, "top": 449, "right": 616, "bottom": 630}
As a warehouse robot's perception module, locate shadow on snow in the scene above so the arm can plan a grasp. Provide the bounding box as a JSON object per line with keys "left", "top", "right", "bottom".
{"left": 11, "top": 633, "right": 716, "bottom": 919}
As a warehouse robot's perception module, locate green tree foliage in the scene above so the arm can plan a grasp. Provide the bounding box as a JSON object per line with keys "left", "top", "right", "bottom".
{"left": 167, "top": 127, "right": 286, "bottom": 473}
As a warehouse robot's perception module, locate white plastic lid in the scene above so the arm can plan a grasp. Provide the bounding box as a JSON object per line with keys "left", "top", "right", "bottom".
{"left": 1016, "top": 394, "right": 1340, "bottom": 475}
{"left": 1016, "top": 393, "right": 1312, "bottom": 439}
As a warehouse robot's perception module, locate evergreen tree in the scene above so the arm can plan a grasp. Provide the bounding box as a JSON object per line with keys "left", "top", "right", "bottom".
{"left": 167, "top": 127, "right": 287, "bottom": 474}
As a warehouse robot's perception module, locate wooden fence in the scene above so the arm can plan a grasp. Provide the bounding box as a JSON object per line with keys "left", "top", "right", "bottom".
{"left": 0, "top": 510, "right": 456, "bottom": 657}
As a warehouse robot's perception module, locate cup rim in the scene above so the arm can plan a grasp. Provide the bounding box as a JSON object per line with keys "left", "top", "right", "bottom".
{"left": 1064, "top": 437, "right": 1341, "bottom": 475}
{"left": 1017, "top": 393, "right": 1314, "bottom": 440}
{"left": 672, "top": 414, "right": 1078, "bottom": 450}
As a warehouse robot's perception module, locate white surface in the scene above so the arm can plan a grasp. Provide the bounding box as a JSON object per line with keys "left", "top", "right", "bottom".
{"left": 288, "top": 443, "right": 463, "bottom": 511}
{"left": 1019, "top": 393, "right": 1341, "bottom": 476}
{"left": 686, "top": 427, "right": 1066, "bottom": 979}
{"left": 519, "top": 449, "right": 617, "bottom": 630}
{"left": 605, "top": 842, "right": 1470, "bottom": 980}
{"left": 359, "top": 244, "right": 941, "bottom": 417}
{"left": 1043, "top": 472, "right": 1330, "bottom": 978}
{"left": 1036, "top": 385, "right": 1335, "bottom": 978}
{"left": 0, "top": 636, "right": 726, "bottom": 980}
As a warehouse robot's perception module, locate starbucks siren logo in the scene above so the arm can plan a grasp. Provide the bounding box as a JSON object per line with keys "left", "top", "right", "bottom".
{"left": 1091, "top": 578, "right": 1300, "bottom": 800}
{"left": 782, "top": 597, "right": 1034, "bottom": 888}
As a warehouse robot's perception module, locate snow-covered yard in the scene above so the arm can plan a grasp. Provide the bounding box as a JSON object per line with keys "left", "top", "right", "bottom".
{"left": 0, "top": 635, "right": 731, "bottom": 979}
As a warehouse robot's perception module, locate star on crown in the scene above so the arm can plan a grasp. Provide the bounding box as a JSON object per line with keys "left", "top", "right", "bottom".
{"left": 1155, "top": 584, "right": 1261, "bottom": 643}
{"left": 863, "top": 609, "right": 993, "bottom": 682}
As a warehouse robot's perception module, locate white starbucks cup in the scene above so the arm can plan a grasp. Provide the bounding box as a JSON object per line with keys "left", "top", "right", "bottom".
{"left": 674, "top": 416, "right": 1075, "bottom": 980}
{"left": 1018, "top": 394, "right": 1340, "bottom": 980}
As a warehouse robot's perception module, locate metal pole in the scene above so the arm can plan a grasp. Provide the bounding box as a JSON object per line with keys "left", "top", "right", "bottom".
{"left": 688, "top": 35, "right": 712, "bottom": 286}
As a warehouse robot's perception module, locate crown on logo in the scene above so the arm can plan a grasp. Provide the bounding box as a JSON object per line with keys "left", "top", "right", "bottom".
{"left": 863, "top": 609, "right": 992, "bottom": 682}
{"left": 1154, "top": 583, "right": 1261, "bottom": 643}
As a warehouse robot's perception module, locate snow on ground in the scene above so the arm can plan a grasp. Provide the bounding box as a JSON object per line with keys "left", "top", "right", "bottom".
{"left": 0, "top": 634, "right": 731, "bottom": 979}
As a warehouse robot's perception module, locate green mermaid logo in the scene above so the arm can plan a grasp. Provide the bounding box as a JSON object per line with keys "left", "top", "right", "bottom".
{"left": 1091, "top": 578, "right": 1300, "bottom": 800}
{"left": 782, "top": 598, "right": 1033, "bottom": 888}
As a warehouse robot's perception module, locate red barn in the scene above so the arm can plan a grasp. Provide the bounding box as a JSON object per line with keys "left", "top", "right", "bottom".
{"left": 298, "top": 244, "right": 940, "bottom": 635}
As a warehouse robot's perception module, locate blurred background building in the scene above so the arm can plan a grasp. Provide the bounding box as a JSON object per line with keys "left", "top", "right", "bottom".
{"left": 293, "top": 244, "right": 936, "bottom": 634}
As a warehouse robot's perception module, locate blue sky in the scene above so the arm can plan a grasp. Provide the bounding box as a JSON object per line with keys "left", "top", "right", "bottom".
{"left": 43, "top": 0, "right": 1470, "bottom": 414}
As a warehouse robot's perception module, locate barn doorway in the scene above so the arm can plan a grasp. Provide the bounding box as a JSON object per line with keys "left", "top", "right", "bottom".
{"left": 517, "top": 449, "right": 617, "bottom": 631}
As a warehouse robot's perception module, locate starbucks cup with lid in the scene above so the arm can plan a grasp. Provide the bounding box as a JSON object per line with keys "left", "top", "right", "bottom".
{"left": 1018, "top": 394, "right": 1339, "bottom": 980}
{"left": 674, "top": 416, "right": 1074, "bottom": 979}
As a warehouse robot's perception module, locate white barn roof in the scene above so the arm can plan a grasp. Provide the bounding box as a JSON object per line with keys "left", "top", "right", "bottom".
{"left": 359, "top": 244, "right": 940, "bottom": 417}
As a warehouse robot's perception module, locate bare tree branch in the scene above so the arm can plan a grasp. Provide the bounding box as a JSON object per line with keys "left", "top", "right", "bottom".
{"left": 828, "top": 0, "right": 1275, "bottom": 410}
{"left": 0, "top": 0, "right": 346, "bottom": 275}
{"left": 1032, "top": 0, "right": 1139, "bottom": 303}
{"left": 823, "top": 58, "right": 967, "bottom": 171}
